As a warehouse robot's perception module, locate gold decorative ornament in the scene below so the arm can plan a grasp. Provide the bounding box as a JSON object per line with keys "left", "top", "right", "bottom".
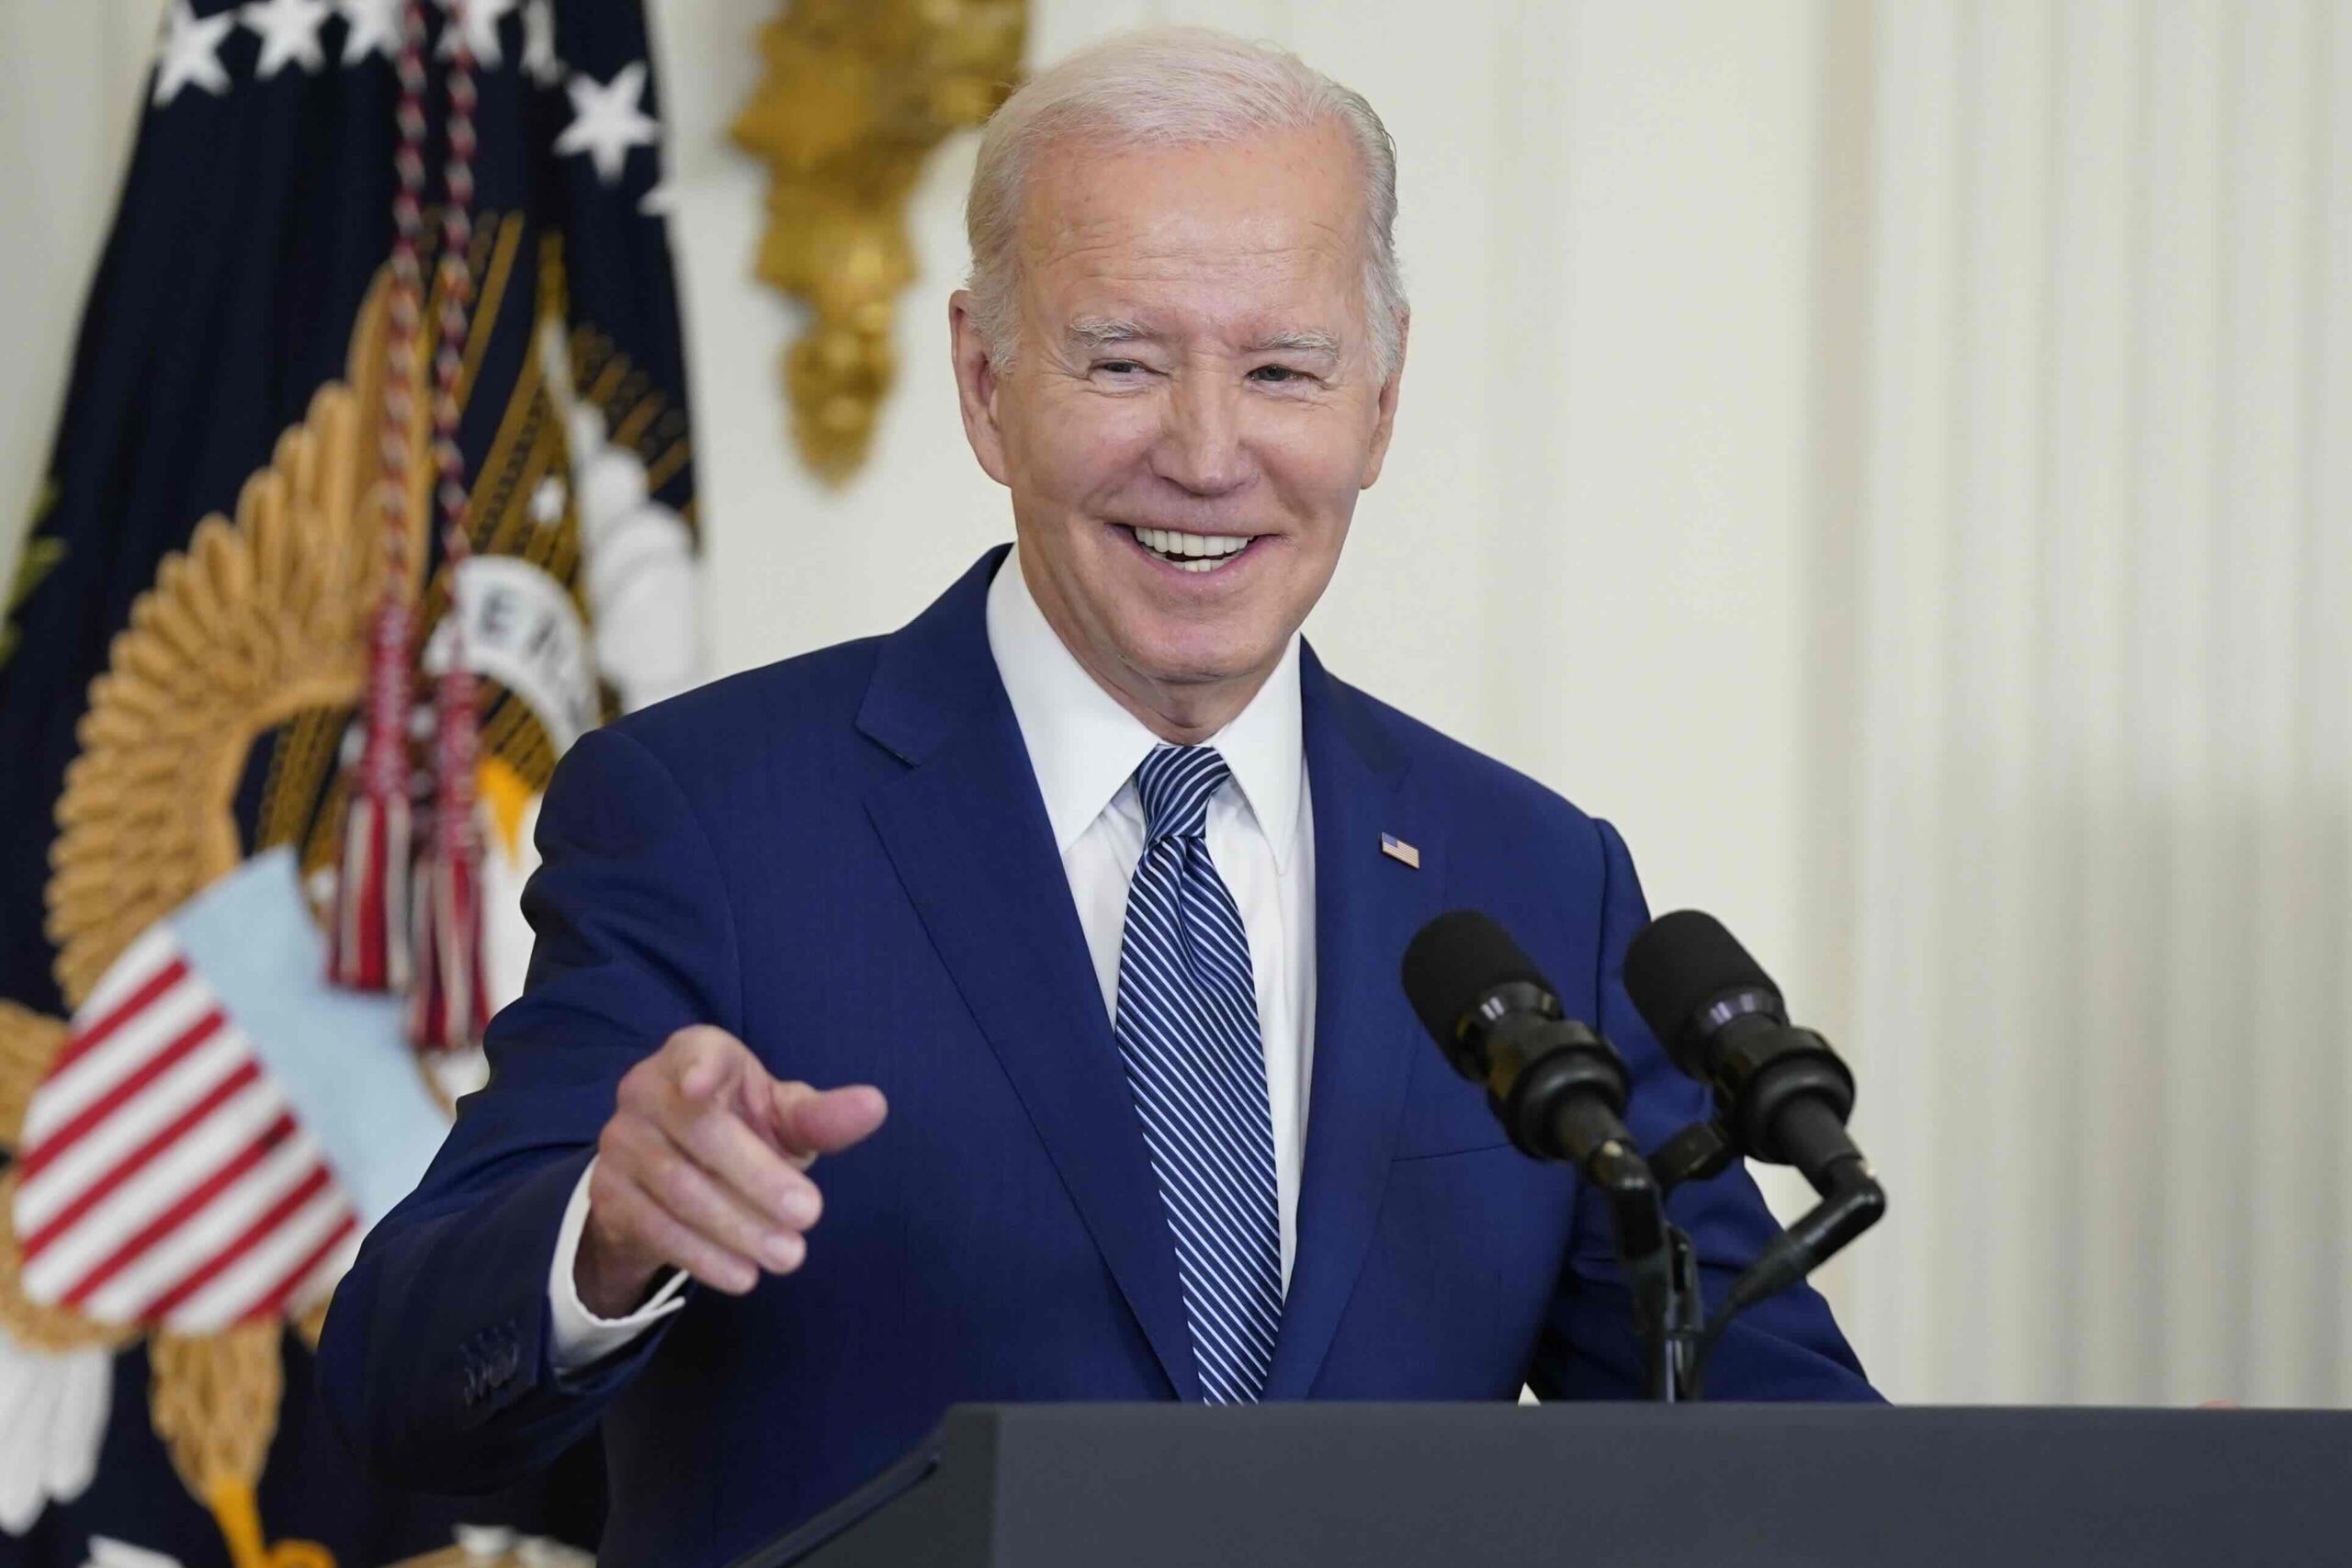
{"left": 0, "top": 999, "right": 62, "bottom": 1150}
{"left": 151, "top": 1323, "right": 334, "bottom": 1568}
{"left": 731, "top": 0, "right": 1028, "bottom": 483}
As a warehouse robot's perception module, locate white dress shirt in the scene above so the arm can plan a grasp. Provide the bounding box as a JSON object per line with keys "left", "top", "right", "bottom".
{"left": 547, "top": 547, "right": 1317, "bottom": 1369}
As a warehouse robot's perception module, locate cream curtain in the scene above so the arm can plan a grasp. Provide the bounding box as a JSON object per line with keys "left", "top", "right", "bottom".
{"left": 1829, "top": 0, "right": 2350, "bottom": 1404}
{"left": 0, "top": 0, "right": 156, "bottom": 585}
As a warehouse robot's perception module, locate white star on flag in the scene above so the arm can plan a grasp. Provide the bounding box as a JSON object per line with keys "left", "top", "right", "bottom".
{"left": 242, "top": 0, "right": 331, "bottom": 78}
{"left": 153, "top": 0, "right": 235, "bottom": 106}
{"left": 555, "top": 62, "right": 660, "bottom": 186}
{"left": 436, "top": 0, "right": 516, "bottom": 69}
{"left": 522, "top": 0, "right": 561, "bottom": 86}
{"left": 334, "top": 0, "right": 402, "bottom": 65}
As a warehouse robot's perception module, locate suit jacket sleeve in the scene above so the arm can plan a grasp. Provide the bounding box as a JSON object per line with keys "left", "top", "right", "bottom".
{"left": 318, "top": 724, "right": 741, "bottom": 1492}
{"left": 1524, "top": 818, "right": 1881, "bottom": 1403}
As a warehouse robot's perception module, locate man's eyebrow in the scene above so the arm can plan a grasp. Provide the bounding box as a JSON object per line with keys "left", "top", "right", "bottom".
{"left": 1067, "top": 318, "right": 1155, "bottom": 349}
{"left": 1064, "top": 321, "right": 1344, "bottom": 357}
{"left": 1245, "top": 329, "right": 1342, "bottom": 357}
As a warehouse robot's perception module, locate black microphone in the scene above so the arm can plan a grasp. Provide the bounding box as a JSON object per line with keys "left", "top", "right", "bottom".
{"left": 1402, "top": 911, "right": 1692, "bottom": 1394}
{"left": 1400, "top": 911, "right": 1642, "bottom": 1179}
{"left": 1622, "top": 910, "right": 1865, "bottom": 1196}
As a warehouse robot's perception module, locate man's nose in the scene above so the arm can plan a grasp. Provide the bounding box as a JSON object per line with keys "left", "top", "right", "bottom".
{"left": 1150, "top": 372, "right": 1253, "bottom": 496}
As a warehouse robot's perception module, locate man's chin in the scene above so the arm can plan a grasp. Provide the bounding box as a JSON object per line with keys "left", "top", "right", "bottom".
{"left": 1121, "top": 635, "right": 1281, "bottom": 695}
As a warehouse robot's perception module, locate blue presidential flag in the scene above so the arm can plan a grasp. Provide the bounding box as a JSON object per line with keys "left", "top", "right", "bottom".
{"left": 0, "top": 1, "right": 699, "bottom": 1562}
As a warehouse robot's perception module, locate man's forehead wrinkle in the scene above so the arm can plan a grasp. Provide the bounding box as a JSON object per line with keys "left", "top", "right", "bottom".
{"left": 1031, "top": 226, "right": 1347, "bottom": 278}
{"left": 1010, "top": 133, "right": 1378, "bottom": 367}
{"left": 1031, "top": 246, "right": 1354, "bottom": 326}
{"left": 1045, "top": 251, "right": 1362, "bottom": 358}
{"left": 1021, "top": 179, "right": 1361, "bottom": 260}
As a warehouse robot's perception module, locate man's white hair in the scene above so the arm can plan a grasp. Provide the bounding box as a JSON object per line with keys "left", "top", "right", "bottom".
{"left": 964, "top": 27, "right": 1406, "bottom": 377}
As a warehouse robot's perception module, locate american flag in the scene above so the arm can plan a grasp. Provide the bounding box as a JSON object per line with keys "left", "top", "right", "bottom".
{"left": 11, "top": 927, "right": 358, "bottom": 1335}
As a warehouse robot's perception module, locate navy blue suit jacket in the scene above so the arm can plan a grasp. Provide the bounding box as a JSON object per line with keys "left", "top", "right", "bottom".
{"left": 319, "top": 549, "right": 1873, "bottom": 1565}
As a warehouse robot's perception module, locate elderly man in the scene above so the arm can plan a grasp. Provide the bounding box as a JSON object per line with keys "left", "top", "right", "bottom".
{"left": 320, "top": 27, "right": 1872, "bottom": 1566}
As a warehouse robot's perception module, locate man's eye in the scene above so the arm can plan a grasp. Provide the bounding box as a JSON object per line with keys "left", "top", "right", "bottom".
{"left": 1096, "top": 360, "right": 1145, "bottom": 376}
{"left": 1250, "top": 365, "right": 1309, "bottom": 385}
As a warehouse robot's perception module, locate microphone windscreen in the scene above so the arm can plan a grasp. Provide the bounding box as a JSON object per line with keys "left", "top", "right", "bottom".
{"left": 1401, "top": 910, "right": 1553, "bottom": 1046}
{"left": 1622, "top": 910, "right": 1781, "bottom": 1058}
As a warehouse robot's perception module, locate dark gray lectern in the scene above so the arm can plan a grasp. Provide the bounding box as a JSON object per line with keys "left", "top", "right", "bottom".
{"left": 731, "top": 1403, "right": 2341, "bottom": 1568}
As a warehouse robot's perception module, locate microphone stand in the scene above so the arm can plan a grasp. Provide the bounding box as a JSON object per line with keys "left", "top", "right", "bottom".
{"left": 1584, "top": 1143, "right": 1696, "bottom": 1402}
{"left": 1611, "top": 1122, "right": 1741, "bottom": 1401}
{"left": 1543, "top": 1106, "right": 1883, "bottom": 1403}
{"left": 1517, "top": 1079, "right": 1697, "bottom": 1401}
{"left": 1644, "top": 1119, "right": 1884, "bottom": 1399}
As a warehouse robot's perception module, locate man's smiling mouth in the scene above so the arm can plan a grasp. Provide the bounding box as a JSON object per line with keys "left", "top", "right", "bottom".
{"left": 1123, "top": 525, "right": 1256, "bottom": 573}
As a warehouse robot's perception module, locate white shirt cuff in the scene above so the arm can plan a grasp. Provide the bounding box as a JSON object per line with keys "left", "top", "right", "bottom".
{"left": 547, "top": 1156, "right": 689, "bottom": 1372}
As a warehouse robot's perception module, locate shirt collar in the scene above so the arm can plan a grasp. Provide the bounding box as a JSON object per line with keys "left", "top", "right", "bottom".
{"left": 985, "top": 544, "right": 1306, "bottom": 870}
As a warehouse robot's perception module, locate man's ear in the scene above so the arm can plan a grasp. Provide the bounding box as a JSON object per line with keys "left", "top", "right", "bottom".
{"left": 949, "top": 290, "right": 1012, "bottom": 488}
{"left": 1359, "top": 312, "right": 1409, "bottom": 490}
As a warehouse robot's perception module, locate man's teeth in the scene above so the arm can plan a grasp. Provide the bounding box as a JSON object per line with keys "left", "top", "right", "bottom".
{"left": 1128, "top": 525, "right": 1252, "bottom": 571}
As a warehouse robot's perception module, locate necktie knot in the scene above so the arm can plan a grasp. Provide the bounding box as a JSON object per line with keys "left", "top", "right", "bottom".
{"left": 1134, "top": 745, "right": 1231, "bottom": 844}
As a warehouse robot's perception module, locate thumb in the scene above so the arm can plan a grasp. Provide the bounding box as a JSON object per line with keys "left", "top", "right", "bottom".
{"left": 766, "top": 1082, "right": 889, "bottom": 1164}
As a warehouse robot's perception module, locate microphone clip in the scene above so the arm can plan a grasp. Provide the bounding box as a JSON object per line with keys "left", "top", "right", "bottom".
{"left": 1648, "top": 1120, "right": 1736, "bottom": 1194}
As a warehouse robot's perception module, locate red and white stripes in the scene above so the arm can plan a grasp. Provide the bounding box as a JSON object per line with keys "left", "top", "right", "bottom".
{"left": 14, "top": 931, "right": 360, "bottom": 1333}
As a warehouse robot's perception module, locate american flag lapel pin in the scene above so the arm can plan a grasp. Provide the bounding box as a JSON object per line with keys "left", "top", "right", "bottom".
{"left": 1380, "top": 832, "right": 1420, "bottom": 869}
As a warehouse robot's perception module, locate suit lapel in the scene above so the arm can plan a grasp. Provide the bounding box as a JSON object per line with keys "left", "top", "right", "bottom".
{"left": 858, "top": 550, "right": 1201, "bottom": 1401}
{"left": 1261, "top": 649, "right": 1437, "bottom": 1399}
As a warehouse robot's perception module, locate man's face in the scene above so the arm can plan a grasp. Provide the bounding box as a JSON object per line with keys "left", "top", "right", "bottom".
{"left": 952, "top": 122, "right": 1406, "bottom": 733}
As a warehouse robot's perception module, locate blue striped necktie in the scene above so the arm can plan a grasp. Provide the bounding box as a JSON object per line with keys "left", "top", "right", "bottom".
{"left": 1113, "top": 744, "right": 1284, "bottom": 1404}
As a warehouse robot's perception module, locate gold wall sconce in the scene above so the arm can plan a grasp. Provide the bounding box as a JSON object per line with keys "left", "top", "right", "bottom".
{"left": 732, "top": 1, "right": 1028, "bottom": 485}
